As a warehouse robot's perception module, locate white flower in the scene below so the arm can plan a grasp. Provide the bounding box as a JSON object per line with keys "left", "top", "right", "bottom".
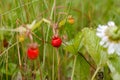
{"left": 96, "top": 21, "right": 120, "bottom": 55}
{"left": 15, "top": 20, "right": 36, "bottom": 33}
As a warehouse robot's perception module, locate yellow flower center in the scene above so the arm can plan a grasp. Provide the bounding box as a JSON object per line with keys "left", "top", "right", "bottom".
{"left": 105, "top": 27, "right": 120, "bottom": 43}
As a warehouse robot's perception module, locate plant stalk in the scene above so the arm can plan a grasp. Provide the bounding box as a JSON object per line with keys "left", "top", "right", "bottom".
{"left": 43, "top": 0, "right": 56, "bottom": 67}
{"left": 91, "top": 67, "right": 101, "bottom": 80}
{"left": 71, "top": 55, "right": 77, "bottom": 80}
{"left": 56, "top": 48, "right": 60, "bottom": 80}
{"left": 52, "top": 49, "right": 55, "bottom": 80}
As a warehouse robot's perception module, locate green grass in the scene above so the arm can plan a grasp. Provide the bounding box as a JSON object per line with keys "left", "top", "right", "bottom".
{"left": 0, "top": 0, "right": 120, "bottom": 80}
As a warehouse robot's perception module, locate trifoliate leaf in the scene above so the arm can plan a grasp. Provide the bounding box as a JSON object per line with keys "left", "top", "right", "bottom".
{"left": 73, "top": 55, "right": 90, "bottom": 80}
{"left": 108, "top": 55, "right": 120, "bottom": 74}
{"left": 82, "top": 28, "right": 108, "bottom": 66}
{"left": 64, "top": 32, "right": 83, "bottom": 54}
{"left": 107, "top": 61, "right": 120, "bottom": 80}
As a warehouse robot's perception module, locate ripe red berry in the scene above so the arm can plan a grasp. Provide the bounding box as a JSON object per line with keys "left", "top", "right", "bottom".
{"left": 27, "top": 43, "right": 39, "bottom": 60}
{"left": 51, "top": 36, "right": 62, "bottom": 48}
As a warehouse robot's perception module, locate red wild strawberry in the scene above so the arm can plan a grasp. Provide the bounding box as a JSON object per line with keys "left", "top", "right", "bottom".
{"left": 27, "top": 43, "right": 39, "bottom": 60}
{"left": 51, "top": 36, "right": 62, "bottom": 48}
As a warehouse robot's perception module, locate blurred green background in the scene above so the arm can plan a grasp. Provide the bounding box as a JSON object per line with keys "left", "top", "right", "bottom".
{"left": 0, "top": 0, "right": 120, "bottom": 80}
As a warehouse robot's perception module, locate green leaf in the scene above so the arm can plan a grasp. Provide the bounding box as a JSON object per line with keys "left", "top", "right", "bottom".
{"left": 64, "top": 32, "right": 83, "bottom": 54}
{"left": 104, "top": 65, "right": 112, "bottom": 80}
{"left": 0, "top": 63, "right": 17, "bottom": 75}
{"left": 8, "top": 63, "right": 17, "bottom": 74}
{"left": 82, "top": 28, "right": 108, "bottom": 66}
{"left": 107, "top": 61, "right": 120, "bottom": 80}
{"left": 108, "top": 55, "right": 120, "bottom": 74}
{"left": 73, "top": 55, "right": 90, "bottom": 80}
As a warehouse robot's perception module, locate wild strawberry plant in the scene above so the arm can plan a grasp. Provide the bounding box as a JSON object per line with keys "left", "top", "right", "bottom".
{"left": 0, "top": 0, "right": 120, "bottom": 80}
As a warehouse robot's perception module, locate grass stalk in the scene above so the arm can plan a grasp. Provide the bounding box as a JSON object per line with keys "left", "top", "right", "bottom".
{"left": 71, "top": 55, "right": 77, "bottom": 80}
{"left": 52, "top": 49, "right": 55, "bottom": 80}
{"left": 56, "top": 48, "right": 60, "bottom": 80}
{"left": 43, "top": 0, "right": 56, "bottom": 67}
{"left": 5, "top": 51, "right": 8, "bottom": 80}
{"left": 17, "top": 35, "right": 22, "bottom": 68}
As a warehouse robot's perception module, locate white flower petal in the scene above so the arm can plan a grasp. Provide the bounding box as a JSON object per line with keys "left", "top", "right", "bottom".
{"left": 96, "top": 32, "right": 105, "bottom": 38}
{"left": 102, "top": 36, "right": 108, "bottom": 42}
{"left": 97, "top": 25, "right": 108, "bottom": 34}
{"left": 103, "top": 42, "right": 110, "bottom": 48}
{"left": 98, "top": 25, "right": 108, "bottom": 30}
{"left": 108, "top": 43, "right": 115, "bottom": 54}
{"left": 96, "top": 21, "right": 120, "bottom": 55}
{"left": 97, "top": 27, "right": 103, "bottom": 31}
{"left": 100, "top": 36, "right": 108, "bottom": 45}
{"left": 115, "top": 44, "right": 120, "bottom": 55}
{"left": 100, "top": 41, "right": 104, "bottom": 45}
{"left": 96, "top": 33, "right": 102, "bottom": 37}
{"left": 108, "top": 21, "right": 115, "bottom": 27}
